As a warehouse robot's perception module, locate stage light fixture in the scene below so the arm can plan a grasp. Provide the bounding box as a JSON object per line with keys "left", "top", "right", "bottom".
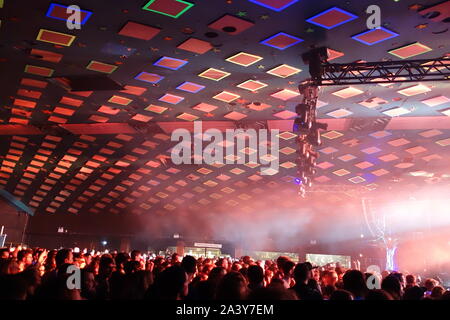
{"left": 306, "top": 128, "right": 322, "bottom": 146}
{"left": 302, "top": 47, "right": 329, "bottom": 83}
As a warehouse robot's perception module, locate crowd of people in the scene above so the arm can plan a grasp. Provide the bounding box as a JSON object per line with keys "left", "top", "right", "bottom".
{"left": 0, "top": 246, "right": 449, "bottom": 300}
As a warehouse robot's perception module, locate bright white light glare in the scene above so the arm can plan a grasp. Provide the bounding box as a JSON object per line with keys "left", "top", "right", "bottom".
{"left": 409, "top": 171, "right": 433, "bottom": 177}
{"left": 360, "top": 234, "right": 364, "bottom": 238}
{"left": 101, "top": 241, "right": 107, "bottom": 246}
{"left": 73, "top": 247, "right": 80, "bottom": 253}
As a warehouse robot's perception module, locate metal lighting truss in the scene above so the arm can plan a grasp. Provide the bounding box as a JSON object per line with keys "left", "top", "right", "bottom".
{"left": 297, "top": 56, "right": 450, "bottom": 196}
{"left": 319, "top": 57, "right": 450, "bottom": 86}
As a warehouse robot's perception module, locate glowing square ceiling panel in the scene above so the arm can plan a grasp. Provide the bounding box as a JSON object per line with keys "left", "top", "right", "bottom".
{"left": 177, "top": 113, "right": 199, "bottom": 121}
{"left": 317, "top": 161, "right": 334, "bottom": 169}
{"left": 177, "top": 38, "right": 212, "bottom": 54}
{"left": 389, "top": 42, "right": 432, "bottom": 59}
{"left": 327, "top": 109, "right": 353, "bottom": 118}
{"left": 379, "top": 154, "right": 399, "bottom": 162}
{"left": 319, "top": 147, "right": 338, "bottom": 154}
{"left": 192, "top": 103, "right": 218, "bottom": 113}
{"left": 159, "top": 93, "right": 184, "bottom": 105}
{"left": 109, "top": 95, "right": 132, "bottom": 106}
{"left": 213, "top": 91, "right": 240, "bottom": 103}
{"left": 270, "top": 89, "right": 300, "bottom": 101}
{"left": 142, "top": 0, "right": 194, "bottom": 18}
{"left": 306, "top": 7, "right": 358, "bottom": 29}
{"left": 60, "top": 97, "right": 83, "bottom": 107}
{"left": 266, "top": 64, "right": 301, "bottom": 78}
{"left": 352, "top": 27, "right": 399, "bottom": 45}
{"left": 273, "top": 110, "right": 297, "bottom": 119}
{"left": 436, "top": 138, "right": 450, "bottom": 146}
{"left": 349, "top": 176, "right": 366, "bottom": 184}
{"left": 176, "top": 82, "right": 205, "bottom": 93}
{"left": 405, "top": 146, "right": 427, "bottom": 155}
{"left": 135, "top": 72, "right": 164, "bottom": 84}
{"left": 421, "top": 95, "right": 450, "bottom": 107}
{"left": 248, "top": 102, "right": 271, "bottom": 111}
{"left": 21, "top": 78, "right": 47, "bottom": 88}
{"left": 98, "top": 106, "right": 120, "bottom": 115}
{"left": 24, "top": 65, "right": 54, "bottom": 77}
{"left": 118, "top": 21, "right": 161, "bottom": 40}
{"left": 369, "top": 130, "right": 391, "bottom": 139}
{"left": 224, "top": 111, "right": 247, "bottom": 121}
{"left": 383, "top": 107, "right": 411, "bottom": 117}
{"left": 394, "top": 162, "right": 414, "bottom": 169}
{"left": 37, "top": 29, "right": 76, "bottom": 46}
{"left": 121, "top": 85, "right": 147, "bottom": 96}
{"left": 398, "top": 84, "right": 431, "bottom": 96}
{"left": 332, "top": 87, "right": 364, "bottom": 98}
{"left": 30, "top": 49, "right": 62, "bottom": 63}
{"left": 260, "top": 32, "right": 303, "bottom": 50}
{"left": 388, "top": 138, "right": 410, "bottom": 147}
{"left": 248, "top": 0, "right": 299, "bottom": 11}
{"left": 17, "top": 89, "right": 42, "bottom": 99}
{"left": 198, "top": 68, "right": 230, "bottom": 81}
{"left": 153, "top": 56, "right": 188, "bottom": 70}
{"left": 323, "top": 131, "right": 344, "bottom": 139}
{"left": 226, "top": 52, "right": 263, "bottom": 66}
{"left": 237, "top": 80, "right": 268, "bottom": 91}
{"left": 338, "top": 154, "right": 356, "bottom": 162}
{"left": 355, "top": 161, "right": 374, "bottom": 169}
{"left": 86, "top": 61, "right": 118, "bottom": 74}
{"left": 419, "top": 129, "right": 443, "bottom": 138}
{"left": 362, "top": 146, "right": 381, "bottom": 154}
{"left": 46, "top": 3, "right": 92, "bottom": 25}
{"left": 208, "top": 15, "right": 254, "bottom": 35}
{"left": 333, "top": 169, "right": 351, "bottom": 176}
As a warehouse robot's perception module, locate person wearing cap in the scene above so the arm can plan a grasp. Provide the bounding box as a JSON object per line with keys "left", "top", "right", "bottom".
{"left": 290, "top": 263, "right": 323, "bottom": 300}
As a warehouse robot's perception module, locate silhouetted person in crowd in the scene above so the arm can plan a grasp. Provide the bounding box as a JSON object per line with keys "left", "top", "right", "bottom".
{"left": 247, "top": 265, "right": 265, "bottom": 292}
{"left": 329, "top": 289, "right": 353, "bottom": 301}
{"left": 291, "top": 263, "right": 322, "bottom": 300}
{"left": 403, "top": 285, "right": 424, "bottom": 300}
{"left": 366, "top": 289, "right": 393, "bottom": 300}
{"left": 405, "top": 274, "right": 416, "bottom": 289}
{"left": 146, "top": 265, "right": 188, "bottom": 300}
{"left": 216, "top": 272, "right": 248, "bottom": 300}
{"left": 181, "top": 255, "right": 197, "bottom": 282}
{"left": 0, "top": 248, "right": 10, "bottom": 259}
{"left": 280, "top": 260, "right": 295, "bottom": 288}
{"left": 17, "top": 249, "right": 33, "bottom": 272}
{"left": 195, "top": 266, "right": 226, "bottom": 300}
{"left": 430, "top": 286, "right": 445, "bottom": 300}
{"left": 95, "top": 255, "right": 115, "bottom": 300}
{"left": 423, "top": 278, "right": 437, "bottom": 296}
{"left": 343, "top": 270, "right": 368, "bottom": 300}
{"left": 248, "top": 286, "right": 298, "bottom": 300}
{"left": 381, "top": 275, "right": 402, "bottom": 300}
{"left": 441, "top": 291, "right": 450, "bottom": 300}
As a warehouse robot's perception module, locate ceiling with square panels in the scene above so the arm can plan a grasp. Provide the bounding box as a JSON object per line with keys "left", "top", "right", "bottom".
{"left": 0, "top": 0, "right": 449, "bottom": 218}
